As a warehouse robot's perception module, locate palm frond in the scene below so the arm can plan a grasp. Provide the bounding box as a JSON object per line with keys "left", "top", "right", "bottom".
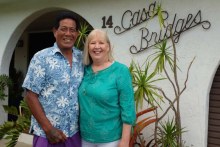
{"left": 148, "top": 39, "right": 176, "bottom": 73}
{"left": 0, "top": 74, "right": 13, "bottom": 101}
{"left": 3, "top": 105, "right": 18, "bottom": 116}
{"left": 0, "top": 100, "right": 31, "bottom": 146}
{"left": 129, "top": 61, "right": 164, "bottom": 110}
{"left": 157, "top": 118, "right": 185, "bottom": 147}
{"left": 75, "top": 22, "right": 91, "bottom": 49}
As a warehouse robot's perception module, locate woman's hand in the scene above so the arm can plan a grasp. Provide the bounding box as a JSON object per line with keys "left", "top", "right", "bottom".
{"left": 118, "top": 140, "right": 129, "bottom": 147}
{"left": 118, "top": 124, "right": 132, "bottom": 147}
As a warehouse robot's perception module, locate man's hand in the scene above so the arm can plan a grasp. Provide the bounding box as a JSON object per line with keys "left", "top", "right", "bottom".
{"left": 46, "top": 127, "right": 67, "bottom": 144}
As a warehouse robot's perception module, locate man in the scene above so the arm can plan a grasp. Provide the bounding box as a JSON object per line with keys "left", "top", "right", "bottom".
{"left": 22, "top": 11, "right": 83, "bottom": 147}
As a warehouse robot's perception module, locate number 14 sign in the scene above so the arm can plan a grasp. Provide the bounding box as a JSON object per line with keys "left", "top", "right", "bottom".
{"left": 102, "top": 16, "right": 113, "bottom": 28}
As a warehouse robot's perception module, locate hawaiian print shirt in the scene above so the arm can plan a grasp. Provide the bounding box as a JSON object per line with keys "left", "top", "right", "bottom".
{"left": 22, "top": 43, "right": 84, "bottom": 138}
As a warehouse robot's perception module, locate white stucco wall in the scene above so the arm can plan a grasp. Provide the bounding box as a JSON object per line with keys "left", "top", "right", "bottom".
{"left": 0, "top": 0, "right": 219, "bottom": 146}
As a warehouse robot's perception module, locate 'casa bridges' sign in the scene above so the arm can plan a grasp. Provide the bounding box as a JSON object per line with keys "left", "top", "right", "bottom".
{"left": 101, "top": 1, "right": 211, "bottom": 54}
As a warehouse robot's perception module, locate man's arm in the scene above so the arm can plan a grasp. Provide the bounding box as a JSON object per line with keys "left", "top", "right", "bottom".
{"left": 25, "top": 90, "right": 67, "bottom": 143}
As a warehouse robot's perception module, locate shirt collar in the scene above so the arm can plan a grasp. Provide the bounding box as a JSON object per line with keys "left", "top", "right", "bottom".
{"left": 51, "top": 42, "right": 75, "bottom": 55}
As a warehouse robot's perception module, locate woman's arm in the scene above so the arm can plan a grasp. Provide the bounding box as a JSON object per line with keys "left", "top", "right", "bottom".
{"left": 118, "top": 124, "right": 132, "bottom": 147}
{"left": 116, "top": 64, "right": 136, "bottom": 147}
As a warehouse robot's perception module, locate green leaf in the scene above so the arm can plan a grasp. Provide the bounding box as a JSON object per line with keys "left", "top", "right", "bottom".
{"left": 3, "top": 105, "right": 18, "bottom": 116}
{"left": 0, "top": 74, "right": 13, "bottom": 101}
{"left": 157, "top": 118, "right": 186, "bottom": 147}
{"left": 129, "top": 61, "right": 164, "bottom": 110}
{"left": 75, "top": 22, "right": 91, "bottom": 49}
{"left": 148, "top": 39, "right": 175, "bottom": 73}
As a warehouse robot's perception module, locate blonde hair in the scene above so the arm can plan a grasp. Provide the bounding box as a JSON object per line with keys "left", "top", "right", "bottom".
{"left": 83, "top": 29, "right": 114, "bottom": 65}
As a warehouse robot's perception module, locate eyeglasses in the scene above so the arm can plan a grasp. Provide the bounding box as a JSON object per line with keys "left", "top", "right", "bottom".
{"left": 58, "top": 27, "right": 78, "bottom": 34}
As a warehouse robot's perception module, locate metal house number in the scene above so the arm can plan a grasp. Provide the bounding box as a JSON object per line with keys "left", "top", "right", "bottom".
{"left": 101, "top": 16, "right": 113, "bottom": 28}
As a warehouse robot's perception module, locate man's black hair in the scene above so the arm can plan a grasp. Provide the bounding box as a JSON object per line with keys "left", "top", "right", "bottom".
{"left": 54, "top": 11, "right": 79, "bottom": 30}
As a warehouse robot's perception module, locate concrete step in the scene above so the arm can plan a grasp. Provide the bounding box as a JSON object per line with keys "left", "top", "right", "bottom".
{"left": 0, "top": 133, "right": 32, "bottom": 147}
{"left": 0, "top": 139, "right": 7, "bottom": 147}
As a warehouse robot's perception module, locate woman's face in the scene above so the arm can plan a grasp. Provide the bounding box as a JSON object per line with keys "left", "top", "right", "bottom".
{"left": 88, "top": 33, "right": 109, "bottom": 63}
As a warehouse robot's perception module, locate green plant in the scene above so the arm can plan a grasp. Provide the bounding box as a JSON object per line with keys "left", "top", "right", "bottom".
{"left": 129, "top": 36, "right": 194, "bottom": 147}
{"left": 129, "top": 61, "right": 164, "bottom": 110}
{"left": 148, "top": 39, "right": 175, "bottom": 73}
{"left": 129, "top": 1, "right": 195, "bottom": 146}
{"left": 0, "top": 74, "right": 12, "bottom": 101}
{"left": 0, "top": 74, "right": 30, "bottom": 147}
{"left": 157, "top": 118, "right": 184, "bottom": 147}
{"left": 75, "top": 22, "right": 92, "bottom": 49}
{"left": 150, "top": 23, "right": 195, "bottom": 146}
{"left": 0, "top": 100, "right": 31, "bottom": 147}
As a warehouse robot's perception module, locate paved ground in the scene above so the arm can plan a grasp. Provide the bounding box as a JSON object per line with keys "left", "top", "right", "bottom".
{"left": 15, "top": 142, "right": 32, "bottom": 147}
{"left": 0, "top": 139, "right": 7, "bottom": 147}
{"left": 0, "top": 139, "right": 31, "bottom": 147}
{"left": 0, "top": 133, "right": 32, "bottom": 147}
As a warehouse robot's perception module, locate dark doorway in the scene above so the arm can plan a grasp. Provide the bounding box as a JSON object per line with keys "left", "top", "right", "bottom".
{"left": 8, "top": 53, "right": 24, "bottom": 121}
{"left": 208, "top": 66, "right": 220, "bottom": 147}
{"left": 28, "top": 32, "right": 55, "bottom": 62}
{"left": 8, "top": 31, "right": 55, "bottom": 121}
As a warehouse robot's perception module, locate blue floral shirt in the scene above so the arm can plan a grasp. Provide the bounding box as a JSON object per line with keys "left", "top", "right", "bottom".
{"left": 22, "top": 43, "right": 84, "bottom": 138}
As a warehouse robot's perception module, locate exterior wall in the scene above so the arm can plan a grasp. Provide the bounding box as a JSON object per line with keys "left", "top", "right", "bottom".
{"left": 0, "top": 0, "right": 219, "bottom": 146}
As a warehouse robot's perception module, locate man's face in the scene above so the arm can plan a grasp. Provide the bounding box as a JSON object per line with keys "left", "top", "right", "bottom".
{"left": 53, "top": 18, "right": 79, "bottom": 50}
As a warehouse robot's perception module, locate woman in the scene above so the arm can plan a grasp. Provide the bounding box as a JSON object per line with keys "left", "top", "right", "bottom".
{"left": 79, "top": 29, "right": 136, "bottom": 147}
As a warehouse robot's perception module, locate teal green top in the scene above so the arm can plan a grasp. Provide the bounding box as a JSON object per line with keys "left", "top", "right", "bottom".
{"left": 79, "top": 61, "right": 136, "bottom": 143}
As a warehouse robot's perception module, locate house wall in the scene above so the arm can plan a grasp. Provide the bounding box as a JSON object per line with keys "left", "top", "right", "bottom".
{"left": 0, "top": 0, "right": 219, "bottom": 146}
